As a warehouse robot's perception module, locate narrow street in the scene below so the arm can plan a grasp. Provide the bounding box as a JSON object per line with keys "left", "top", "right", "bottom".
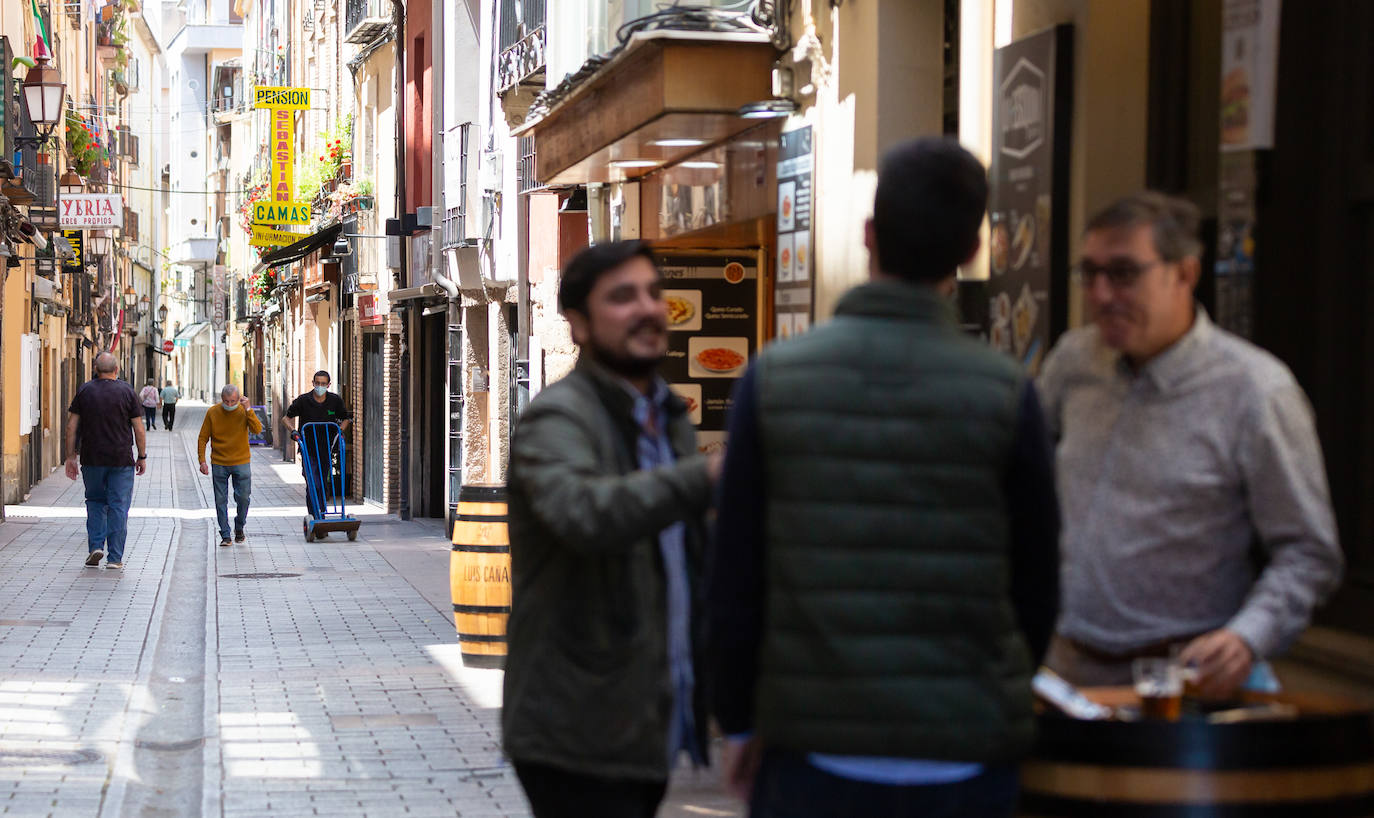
{"left": 0, "top": 403, "right": 738, "bottom": 818}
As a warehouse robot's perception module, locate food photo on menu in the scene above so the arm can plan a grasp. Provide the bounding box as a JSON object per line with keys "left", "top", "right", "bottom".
{"left": 669, "top": 383, "right": 703, "bottom": 426}
{"left": 687, "top": 337, "right": 749, "bottom": 378}
{"left": 662, "top": 289, "right": 703, "bottom": 332}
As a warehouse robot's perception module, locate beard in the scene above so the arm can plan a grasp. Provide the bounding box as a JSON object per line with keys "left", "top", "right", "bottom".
{"left": 587, "top": 318, "right": 666, "bottom": 378}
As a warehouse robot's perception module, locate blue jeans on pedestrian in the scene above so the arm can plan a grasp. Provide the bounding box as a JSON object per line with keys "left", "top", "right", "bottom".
{"left": 211, "top": 463, "right": 252, "bottom": 540}
{"left": 82, "top": 466, "right": 135, "bottom": 563}
{"left": 749, "top": 751, "right": 1020, "bottom": 818}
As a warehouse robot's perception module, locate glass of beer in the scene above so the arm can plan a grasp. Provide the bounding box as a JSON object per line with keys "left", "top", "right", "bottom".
{"left": 1133, "top": 657, "right": 1183, "bottom": 721}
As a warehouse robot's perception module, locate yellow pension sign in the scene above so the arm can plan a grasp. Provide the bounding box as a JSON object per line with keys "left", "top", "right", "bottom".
{"left": 253, "top": 86, "right": 311, "bottom": 110}
{"left": 250, "top": 225, "right": 302, "bottom": 247}
{"left": 252, "top": 201, "right": 313, "bottom": 226}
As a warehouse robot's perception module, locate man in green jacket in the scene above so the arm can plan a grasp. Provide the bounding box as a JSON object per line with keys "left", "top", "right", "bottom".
{"left": 709, "top": 139, "right": 1061, "bottom": 817}
{"left": 504, "top": 240, "right": 720, "bottom": 817}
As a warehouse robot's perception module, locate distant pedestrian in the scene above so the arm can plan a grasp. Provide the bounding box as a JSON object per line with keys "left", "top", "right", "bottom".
{"left": 709, "top": 139, "right": 1060, "bottom": 818}
{"left": 137, "top": 380, "right": 160, "bottom": 430}
{"left": 161, "top": 381, "right": 181, "bottom": 431}
{"left": 503, "top": 241, "right": 721, "bottom": 818}
{"left": 281, "top": 371, "right": 352, "bottom": 520}
{"left": 197, "top": 385, "right": 263, "bottom": 547}
{"left": 64, "top": 352, "right": 147, "bottom": 571}
{"left": 1037, "top": 191, "right": 1343, "bottom": 696}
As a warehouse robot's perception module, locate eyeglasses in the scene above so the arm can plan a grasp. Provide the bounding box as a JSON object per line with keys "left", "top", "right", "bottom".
{"left": 1073, "top": 259, "right": 1164, "bottom": 288}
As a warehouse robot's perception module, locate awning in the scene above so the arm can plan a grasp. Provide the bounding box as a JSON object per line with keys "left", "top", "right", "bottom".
{"left": 260, "top": 224, "right": 342, "bottom": 271}
{"left": 174, "top": 320, "right": 211, "bottom": 343}
{"left": 518, "top": 31, "right": 775, "bottom": 185}
{"left": 387, "top": 283, "right": 445, "bottom": 302}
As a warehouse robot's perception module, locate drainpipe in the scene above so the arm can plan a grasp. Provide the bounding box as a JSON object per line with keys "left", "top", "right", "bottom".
{"left": 394, "top": 0, "right": 410, "bottom": 520}
{"left": 430, "top": 0, "right": 457, "bottom": 300}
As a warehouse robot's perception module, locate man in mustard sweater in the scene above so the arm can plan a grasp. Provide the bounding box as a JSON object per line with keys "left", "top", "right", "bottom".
{"left": 198, "top": 385, "right": 264, "bottom": 547}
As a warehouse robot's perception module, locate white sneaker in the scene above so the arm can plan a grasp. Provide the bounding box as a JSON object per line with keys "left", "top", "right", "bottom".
{"left": 105, "top": 562, "right": 122, "bottom": 571}
{"left": 85, "top": 550, "right": 103, "bottom": 568}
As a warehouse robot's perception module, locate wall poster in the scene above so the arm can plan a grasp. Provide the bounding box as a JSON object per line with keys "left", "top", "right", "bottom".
{"left": 654, "top": 255, "right": 759, "bottom": 456}
{"left": 987, "top": 24, "right": 1073, "bottom": 374}
{"left": 773, "top": 123, "right": 813, "bottom": 340}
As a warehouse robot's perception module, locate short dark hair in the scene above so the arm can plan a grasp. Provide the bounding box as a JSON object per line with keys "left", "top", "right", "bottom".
{"left": 313, "top": 370, "right": 331, "bottom": 383}
{"left": 1085, "top": 191, "right": 1202, "bottom": 261}
{"left": 872, "top": 138, "right": 988, "bottom": 283}
{"left": 558, "top": 240, "right": 659, "bottom": 315}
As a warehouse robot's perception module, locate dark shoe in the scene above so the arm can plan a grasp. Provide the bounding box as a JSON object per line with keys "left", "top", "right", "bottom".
{"left": 219, "top": 537, "right": 232, "bottom": 547}
{"left": 85, "top": 550, "right": 103, "bottom": 568}
{"left": 234, "top": 529, "right": 246, "bottom": 543}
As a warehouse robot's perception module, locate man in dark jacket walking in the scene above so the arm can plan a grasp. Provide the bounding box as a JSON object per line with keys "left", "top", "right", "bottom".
{"left": 504, "top": 241, "right": 720, "bottom": 817}
{"left": 708, "top": 139, "right": 1061, "bottom": 817}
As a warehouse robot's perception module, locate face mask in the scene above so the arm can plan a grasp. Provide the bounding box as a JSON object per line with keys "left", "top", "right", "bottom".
{"left": 313, "top": 385, "right": 327, "bottom": 396}
{"left": 222, "top": 401, "right": 238, "bottom": 411}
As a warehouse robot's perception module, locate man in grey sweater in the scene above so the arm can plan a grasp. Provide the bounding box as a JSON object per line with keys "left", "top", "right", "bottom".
{"left": 1037, "top": 192, "right": 1343, "bottom": 697}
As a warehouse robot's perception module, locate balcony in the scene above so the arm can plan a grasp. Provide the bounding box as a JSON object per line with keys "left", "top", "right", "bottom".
{"left": 118, "top": 127, "right": 140, "bottom": 166}
{"left": 123, "top": 207, "right": 139, "bottom": 242}
{"left": 497, "top": 0, "right": 546, "bottom": 93}
{"left": 170, "top": 237, "right": 217, "bottom": 266}
{"left": 345, "top": 0, "right": 390, "bottom": 45}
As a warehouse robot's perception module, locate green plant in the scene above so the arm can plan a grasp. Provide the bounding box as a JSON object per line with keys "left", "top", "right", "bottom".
{"left": 355, "top": 179, "right": 373, "bottom": 196}
{"left": 65, "top": 113, "right": 101, "bottom": 176}
{"left": 295, "top": 115, "right": 353, "bottom": 199}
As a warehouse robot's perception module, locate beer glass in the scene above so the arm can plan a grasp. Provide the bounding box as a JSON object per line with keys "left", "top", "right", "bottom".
{"left": 1133, "top": 657, "right": 1183, "bottom": 721}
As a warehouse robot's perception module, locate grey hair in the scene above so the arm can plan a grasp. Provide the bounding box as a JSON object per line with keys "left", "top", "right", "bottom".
{"left": 1085, "top": 191, "right": 1203, "bottom": 261}
{"left": 93, "top": 353, "right": 118, "bottom": 374}
{"left": 220, "top": 384, "right": 241, "bottom": 400}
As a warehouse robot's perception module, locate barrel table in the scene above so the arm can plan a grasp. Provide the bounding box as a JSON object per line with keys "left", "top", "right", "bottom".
{"left": 1021, "top": 688, "right": 1374, "bottom": 816}
{"left": 449, "top": 484, "right": 510, "bottom": 669}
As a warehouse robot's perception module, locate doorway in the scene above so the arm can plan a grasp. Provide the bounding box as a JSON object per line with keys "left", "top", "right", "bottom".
{"left": 363, "top": 333, "right": 384, "bottom": 504}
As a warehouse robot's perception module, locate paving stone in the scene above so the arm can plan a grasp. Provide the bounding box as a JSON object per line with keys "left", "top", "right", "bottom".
{"left": 0, "top": 404, "right": 738, "bottom": 818}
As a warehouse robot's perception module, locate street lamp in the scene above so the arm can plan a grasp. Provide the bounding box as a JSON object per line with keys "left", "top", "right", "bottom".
{"left": 139, "top": 294, "right": 150, "bottom": 315}
{"left": 88, "top": 231, "right": 112, "bottom": 257}
{"left": 157, "top": 303, "right": 168, "bottom": 323}
{"left": 59, "top": 168, "right": 82, "bottom": 196}
{"left": 123, "top": 285, "right": 137, "bottom": 311}
{"left": 16, "top": 56, "right": 66, "bottom": 149}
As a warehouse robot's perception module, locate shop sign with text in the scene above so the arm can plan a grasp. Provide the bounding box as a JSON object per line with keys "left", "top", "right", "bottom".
{"left": 60, "top": 194, "right": 124, "bottom": 228}
{"left": 251, "top": 225, "right": 301, "bottom": 247}
{"left": 252, "top": 201, "right": 312, "bottom": 225}
{"left": 252, "top": 86, "right": 311, "bottom": 110}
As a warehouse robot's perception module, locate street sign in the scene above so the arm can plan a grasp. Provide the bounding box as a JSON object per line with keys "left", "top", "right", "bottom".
{"left": 175, "top": 338, "right": 189, "bottom": 348}
{"left": 162, "top": 340, "right": 174, "bottom": 353}
{"left": 251, "top": 225, "right": 301, "bottom": 247}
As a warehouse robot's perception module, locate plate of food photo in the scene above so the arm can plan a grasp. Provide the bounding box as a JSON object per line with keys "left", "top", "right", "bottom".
{"left": 688, "top": 337, "right": 749, "bottom": 378}
{"left": 661, "top": 289, "right": 702, "bottom": 332}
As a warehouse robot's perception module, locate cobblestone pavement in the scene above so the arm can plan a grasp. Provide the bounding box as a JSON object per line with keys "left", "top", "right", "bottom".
{"left": 0, "top": 402, "right": 741, "bottom": 818}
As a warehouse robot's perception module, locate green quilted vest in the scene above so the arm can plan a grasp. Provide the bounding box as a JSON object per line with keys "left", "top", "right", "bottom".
{"left": 753, "top": 279, "right": 1035, "bottom": 762}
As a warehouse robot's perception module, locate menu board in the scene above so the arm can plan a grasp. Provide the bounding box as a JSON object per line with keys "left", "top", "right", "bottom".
{"left": 774, "top": 123, "right": 813, "bottom": 340}
{"left": 656, "top": 255, "right": 758, "bottom": 454}
{"left": 987, "top": 24, "right": 1073, "bottom": 374}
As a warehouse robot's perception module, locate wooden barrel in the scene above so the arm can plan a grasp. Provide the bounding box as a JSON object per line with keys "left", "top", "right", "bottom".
{"left": 1020, "top": 689, "right": 1374, "bottom": 816}
{"left": 449, "top": 484, "right": 510, "bottom": 669}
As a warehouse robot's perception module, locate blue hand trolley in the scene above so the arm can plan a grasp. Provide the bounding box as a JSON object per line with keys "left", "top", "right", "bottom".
{"left": 298, "top": 421, "right": 361, "bottom": 542}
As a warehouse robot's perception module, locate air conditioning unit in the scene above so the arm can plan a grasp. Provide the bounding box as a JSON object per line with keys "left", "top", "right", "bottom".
{"left": 415, "top": 206, "right": 437, "bottom": 228}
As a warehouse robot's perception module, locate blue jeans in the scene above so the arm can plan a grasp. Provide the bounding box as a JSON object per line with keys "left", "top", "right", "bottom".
{"left": 83, "top": 466, "right": 135, "bottom": 563}
{"left": 750, "top": 751, "right": 1019, "bottom": 818}
{"left": 211, "top": 463, "right": 252, "bottom": 540}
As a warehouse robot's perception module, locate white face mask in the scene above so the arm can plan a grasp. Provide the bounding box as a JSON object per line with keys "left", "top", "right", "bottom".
{"left": 313, "top": 385, "right": 328, "bottom": 396}
{"left": 222, "top": 401, "right": 238, "bottom": 411}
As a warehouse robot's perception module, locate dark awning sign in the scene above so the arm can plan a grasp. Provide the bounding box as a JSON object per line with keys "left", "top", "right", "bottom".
{"left": 259, "top": 224, "right": 342, "bottom": 270}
